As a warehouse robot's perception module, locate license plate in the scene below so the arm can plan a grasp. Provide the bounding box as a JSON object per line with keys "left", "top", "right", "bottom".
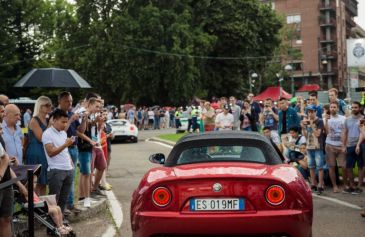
{"left": 190, "top": 198, "right": 244, "bottom": 211}
{"left": 114, "top": 131, "right": 125, "bottom": 135}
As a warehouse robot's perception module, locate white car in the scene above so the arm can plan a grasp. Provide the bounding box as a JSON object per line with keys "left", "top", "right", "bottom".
{"left": 107, "top": 119, "right": 138, "bottom": 143}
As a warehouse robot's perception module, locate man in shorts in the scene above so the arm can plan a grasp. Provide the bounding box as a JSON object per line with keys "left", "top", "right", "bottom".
{"left": 301, "top": 105, "right": 326, "bottom": 194}
{"left": 343, "top": 102, "right": 364, "bottom": 194}
{"left": 324, "top": 101, "right": 346, "bottom": 193}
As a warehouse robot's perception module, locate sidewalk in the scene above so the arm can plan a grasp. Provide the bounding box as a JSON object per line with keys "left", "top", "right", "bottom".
{"left": 15, "top": 195, "right": 114, "bottom": 237}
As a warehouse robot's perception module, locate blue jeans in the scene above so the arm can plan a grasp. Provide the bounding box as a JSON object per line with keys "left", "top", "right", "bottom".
{"left": 307, "top": 149, "right": 325, "bottom": 170}
{"left": 346, "top": 146, "right": 363, "bottom": 168}
{"left": 67, "top": 147, "right": 79, "bottom": 207}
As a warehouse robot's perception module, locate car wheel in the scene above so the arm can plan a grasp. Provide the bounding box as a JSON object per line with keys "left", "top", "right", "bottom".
{"left": 130, "top": 136, "right": 138, "bottom": 143}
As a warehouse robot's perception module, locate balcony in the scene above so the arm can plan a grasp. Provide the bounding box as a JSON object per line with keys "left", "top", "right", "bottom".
{"left": 344, "top": 0, "right": 358, "bottom": 17}
{"left": 319, "top": 1, "right": 336, "bottom": 12}
{"left": 322, "top": 50, "right": 338, "bottom": 59}
{"left": 320, "top": 37, "right": 337, "bottom": 44}
{"left": 322, "top": 66, "right": 338, "bottom": 76}
{"left": 319, "top": 17, "right": 336, "bottom": 27}
{"left": 346, "top": 15, "right": 357, "bottom": 28}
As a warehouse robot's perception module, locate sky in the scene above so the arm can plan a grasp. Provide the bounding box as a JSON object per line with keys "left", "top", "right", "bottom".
{"left": 355, "top": 1, "right": 365, "bottom": 29}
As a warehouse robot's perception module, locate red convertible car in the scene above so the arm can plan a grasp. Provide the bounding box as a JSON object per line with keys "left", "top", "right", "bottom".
{"left": 131, "top": 131, "right": 313, "bottom": 237}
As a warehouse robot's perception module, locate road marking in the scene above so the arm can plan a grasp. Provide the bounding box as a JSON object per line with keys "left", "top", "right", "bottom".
{"left": 147, "top": 139, "right": 174, "bottom": 149}
{"left": 102, "top": 190, "right": 124, "bottom": 237}
{"left": 313, "top": 193, "right": 362, "bottom": 210}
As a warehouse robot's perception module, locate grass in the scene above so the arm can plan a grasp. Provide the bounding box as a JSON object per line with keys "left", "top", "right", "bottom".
{"left": 157, "top": 133, "right": 187, "bottom": 142}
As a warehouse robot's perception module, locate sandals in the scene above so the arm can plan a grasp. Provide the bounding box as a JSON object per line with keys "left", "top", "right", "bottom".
{"left": 57, "top": 226, "right": 70, "bottom": 235}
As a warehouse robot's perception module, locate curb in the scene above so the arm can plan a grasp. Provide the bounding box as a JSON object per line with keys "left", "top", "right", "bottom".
{"left": 67, "top": 197, "right": 108, "bottom": 223}
{"left": 148, "top": 137, "right": 176, "bottom": 146}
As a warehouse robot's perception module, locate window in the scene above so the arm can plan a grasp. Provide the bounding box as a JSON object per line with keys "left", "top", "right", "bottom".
{"left": 177, "top": 145, "right": 266, "bottom": 165}
{"left": 287, "top": 15, "right": 301, "bottom": 24}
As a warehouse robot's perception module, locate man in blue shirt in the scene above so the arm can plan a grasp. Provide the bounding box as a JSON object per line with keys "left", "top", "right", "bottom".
{"left": 278, "top": 97, "right": 300, "bottom": 159}
{"left": 23, "top": 109, "right": 32, "bottom": 128}
{"left": 2, "top": 104, "right": 23, "bottom": 164}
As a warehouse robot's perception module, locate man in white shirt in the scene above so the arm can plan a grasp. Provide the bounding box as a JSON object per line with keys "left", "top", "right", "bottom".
{"left": 215, "top": 104, "right": 234, "bottom": 131}
{"left": 324, "top": 101, "right": 347, "bottom": 193}
{"left": 229, "top": 96, "right": 241, "bottom": 131}
{"left": 42, "top": 109, "right": 74, "bottom": 213}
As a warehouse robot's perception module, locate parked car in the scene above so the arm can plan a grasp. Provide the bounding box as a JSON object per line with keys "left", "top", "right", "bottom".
{"left": 107, "top": 119, "right": 138, "bottom": 143}
{"left": 131, "top": 131, "right": 313, "bottom": 237}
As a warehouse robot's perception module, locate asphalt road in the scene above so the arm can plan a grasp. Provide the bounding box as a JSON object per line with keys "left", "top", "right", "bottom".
{"left": 108, "top": 129, "right": 365, "bottom": 237}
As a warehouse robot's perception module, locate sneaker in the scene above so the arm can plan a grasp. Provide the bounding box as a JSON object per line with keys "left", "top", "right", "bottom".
{"left": 311, "top": 185, "right": 317, "bottom": 192}
{"left": 68, "top": 205, "right": 82, "bottom": 214}
{"left": 342, "top": 187, "right": 355, "bottom": 194}
{"left": 91, "top": 188, "right": 107, "bottom": 197}
{"left": 83, "top": 197, "right": 91, "bottom": 208}
{"left": 351, "top": 188, "right": 363, "bottom": 195}
{"left": 99, "top": 184, "right": 112, "bottom": 191}
{"left": 317, "top": 187, "right": 324, "bottom": 195}
{"left": 63, "top": 209, "right": 72, "bottom": 217}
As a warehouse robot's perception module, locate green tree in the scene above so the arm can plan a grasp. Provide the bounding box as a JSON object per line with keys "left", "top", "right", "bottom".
{"left": 0, "top": 0, "right": 67, "bottom": 98}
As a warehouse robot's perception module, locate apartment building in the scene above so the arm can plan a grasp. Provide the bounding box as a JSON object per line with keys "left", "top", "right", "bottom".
{"left": 265, "top": 0, "right": 358, "bottom": 91}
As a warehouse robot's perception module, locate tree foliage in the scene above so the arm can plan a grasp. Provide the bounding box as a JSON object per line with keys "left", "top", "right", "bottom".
{"left": 1, "top": 0, "right": 284, "bottom": 105}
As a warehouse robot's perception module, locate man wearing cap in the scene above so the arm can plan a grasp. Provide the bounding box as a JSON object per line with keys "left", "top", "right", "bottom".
{"left": 215, "top": 104, "right": 234, "bottom": 131}
{"left": 301, "top": 104, "right": 326, "bottom": 194}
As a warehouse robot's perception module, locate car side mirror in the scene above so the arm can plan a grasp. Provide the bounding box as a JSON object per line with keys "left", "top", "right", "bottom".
{"left": 149, "top": 153, "right": 165, "bottom": 164}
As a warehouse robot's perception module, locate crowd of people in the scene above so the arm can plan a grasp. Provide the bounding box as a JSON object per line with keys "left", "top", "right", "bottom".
{"left": 161, "top": 89, "right": 364, "bottom": 216}
{"left": 0, "top": 92, "right": 113, "bottom": 236}
{"left": 1, "top": 87, "right": 365, "bottom": 236}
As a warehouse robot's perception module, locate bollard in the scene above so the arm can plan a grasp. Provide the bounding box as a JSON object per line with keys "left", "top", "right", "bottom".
{"left": 27, "top": 169, "right": 34, "bottom": 237}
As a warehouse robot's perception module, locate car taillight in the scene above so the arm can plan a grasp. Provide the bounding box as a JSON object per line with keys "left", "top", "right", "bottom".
{"left": 265, "top": 185, "right": 285, "bottom": 206}
{"left": 152, "top": 187, "right": 171, "bottom": 207}
{"left": 130, "top": 126, "right": 134, "bottom": 131}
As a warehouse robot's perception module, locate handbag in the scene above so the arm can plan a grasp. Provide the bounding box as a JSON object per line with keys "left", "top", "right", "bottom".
{"left": 77, "top": 137, "right": 92, "bottom": 151}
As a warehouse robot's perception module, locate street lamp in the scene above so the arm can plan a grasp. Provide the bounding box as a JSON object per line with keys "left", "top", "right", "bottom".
{"left": 284, "top": 64, "right": 294, "bottom": 95}
{"left": 248, "top": 70, "right": 258, "bottom": 93}
{"left": 318, "top": 55, "right": 328, "bottom": 90}
{"left": 276, "top": 73, "right": 284, "bottom": 98}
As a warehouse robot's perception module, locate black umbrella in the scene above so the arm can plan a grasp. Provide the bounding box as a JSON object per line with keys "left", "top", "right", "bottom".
{"left": 14, "top": 68, "right": 92, "bottom": 88}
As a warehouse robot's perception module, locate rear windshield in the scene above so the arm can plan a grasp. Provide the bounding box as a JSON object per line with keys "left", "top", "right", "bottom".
{"left": 177, "top": 145, "right": 266, "bottom": 165}
{"left": 108, "top": 120, "right": 127, "bottom": 126}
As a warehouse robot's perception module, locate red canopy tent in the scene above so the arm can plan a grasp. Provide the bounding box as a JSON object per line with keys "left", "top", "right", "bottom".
{"left": 252, "top": 87, "right": 292, "bottom": 101}
{"left": 297, "top": 84, "right": 320, "bottom": 92}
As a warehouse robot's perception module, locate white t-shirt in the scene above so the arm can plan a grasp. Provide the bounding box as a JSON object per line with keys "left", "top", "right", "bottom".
{"left": 42, "top": 126, "right": 73, "bottom": 171}
{"left": 148, "top": 111, "right": 154, "bottom": 119}
{"left": 325, "top": 115, "right": 346, "bottom": 146}
{"left": 0, "top": 143, "right": 5, "bottom": 157}
{"left": 215, "top": 112, "right": 234, "bottom": 131}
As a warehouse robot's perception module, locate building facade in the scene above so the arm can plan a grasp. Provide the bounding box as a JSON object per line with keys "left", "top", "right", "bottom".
{"left": 266, "top": 0, "right": 358, "bottom": 91}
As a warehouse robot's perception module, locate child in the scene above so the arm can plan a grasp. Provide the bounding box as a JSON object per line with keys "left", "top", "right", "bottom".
{"left": 20, "top": 176, "right": 73, "bottom": 235}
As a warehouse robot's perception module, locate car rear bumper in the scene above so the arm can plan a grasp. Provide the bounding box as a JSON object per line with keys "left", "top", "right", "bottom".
{"left": 114, "top": 135, "right": 137, "bottom": 140}
{"left": 132, "top": 210, "right": 312, "bottom": 237}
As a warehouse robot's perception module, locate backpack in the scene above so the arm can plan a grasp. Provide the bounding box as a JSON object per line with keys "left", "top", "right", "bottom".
{"left": 338, "top": 99, "right": 346, "bottom": 115}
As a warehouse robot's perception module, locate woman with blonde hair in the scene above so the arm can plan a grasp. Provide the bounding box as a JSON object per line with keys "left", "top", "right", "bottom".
{"left": 25, "top": 96, "right": 53, "bottom": 195}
